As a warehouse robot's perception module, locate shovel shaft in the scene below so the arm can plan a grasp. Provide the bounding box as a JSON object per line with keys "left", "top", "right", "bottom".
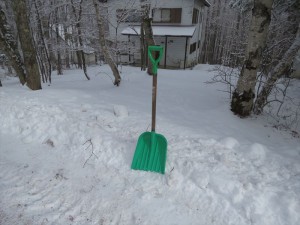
{"left": 152, "top": 74, "right": 157, "bottom": 132}
{"left": 148, "top": 45, "right": 163, "bottom": 132}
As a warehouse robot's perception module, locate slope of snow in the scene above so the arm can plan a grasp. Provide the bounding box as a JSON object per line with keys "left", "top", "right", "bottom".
{"left": 0, "top": 65, "right": 299, "bottom": 225}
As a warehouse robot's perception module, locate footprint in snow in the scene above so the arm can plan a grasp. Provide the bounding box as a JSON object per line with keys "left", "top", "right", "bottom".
{"left": 113, "top": 105, "right": 129, "bottom": 118}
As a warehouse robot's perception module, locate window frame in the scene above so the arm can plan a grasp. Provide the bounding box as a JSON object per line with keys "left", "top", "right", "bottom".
{"left": 190, "top": 42, "right": 197, "bottom": 54}
{"left": 192, "top": 8, "right": 199, "bottom": 24}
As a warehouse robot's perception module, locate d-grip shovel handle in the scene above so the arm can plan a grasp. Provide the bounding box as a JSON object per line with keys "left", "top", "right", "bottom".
{"left": 148, "top": 46, "right": 163, "bottom": 75}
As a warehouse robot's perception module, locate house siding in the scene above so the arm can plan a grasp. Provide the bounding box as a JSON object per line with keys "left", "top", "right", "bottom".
{"left": 156, "top": 36, "right": 188, "bottom": 68}
{"left": 187, "top": 0, "right": 205, "bottom": 67}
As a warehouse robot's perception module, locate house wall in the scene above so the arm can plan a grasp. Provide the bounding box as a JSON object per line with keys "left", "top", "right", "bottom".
{"left": 107, "top": 0, "right": 197, "bottom": 40}
{"left": 186, "top": 0, "right": 205, "bottom": 67}
{"left": 156, "top": 36, "right": 187, "bottom": 68}
{"left": 106, "top": 0, "right": 209, "bottom": 68}
{"left": 152, "top": 0, "right": 207, "bottom": 68}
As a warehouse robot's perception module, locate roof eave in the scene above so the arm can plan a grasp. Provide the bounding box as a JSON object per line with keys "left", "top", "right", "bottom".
{"left": 121, "top": 25, "right": 196, "bottom": 38}
{"left": 203, "top": 0, "right": 211, "bottom": 7}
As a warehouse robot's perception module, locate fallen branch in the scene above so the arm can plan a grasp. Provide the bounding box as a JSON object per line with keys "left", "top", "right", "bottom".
{"left": 83, "top": 138, "right": 98, "bottom": 168}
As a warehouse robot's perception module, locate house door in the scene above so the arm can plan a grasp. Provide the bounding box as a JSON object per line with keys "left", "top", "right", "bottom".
{"left": 160, "top": 36, "right": 187, "bottom": 69}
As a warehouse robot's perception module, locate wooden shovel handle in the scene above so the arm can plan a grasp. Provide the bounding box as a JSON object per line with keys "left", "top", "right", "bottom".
{"left": 152, "top": 74, "right": 157, "bottom": 132}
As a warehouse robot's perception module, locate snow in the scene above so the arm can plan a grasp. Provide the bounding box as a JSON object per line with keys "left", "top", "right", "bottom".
{"left": 0, "top": 65, "right": 300, "bottom": 225}
{"left": 121, "top": 25, "right": 196, "bottom": 37}
{"left": 113, "top": 105, "right": 129, "bottom": 118}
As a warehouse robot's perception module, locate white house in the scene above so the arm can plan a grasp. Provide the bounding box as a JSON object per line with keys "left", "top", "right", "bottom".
{"left": 105, "top": 0, "right": 210, "bottom": 69}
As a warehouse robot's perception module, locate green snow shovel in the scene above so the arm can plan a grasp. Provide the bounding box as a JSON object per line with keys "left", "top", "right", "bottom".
{"left": 131, "top": 46, "right": 167, "bottom": 174}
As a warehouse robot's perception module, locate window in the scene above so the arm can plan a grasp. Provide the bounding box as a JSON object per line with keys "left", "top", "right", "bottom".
{"left": 152, "top": 8, "right": 182, "bottom": 23}
{"left": 192, "top": 8, "right": 199, "bottom": 24}
{"left": 117, "top": 9, "right": 142, "bottom": 23}
{"left": 190, "top": 42, "right": 197, "bottom": 54}
{"left": 161, "top": 9, "right": 171, "bottom": 22}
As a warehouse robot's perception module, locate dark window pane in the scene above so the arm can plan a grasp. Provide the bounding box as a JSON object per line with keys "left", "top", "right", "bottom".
{"left": 192, "top": 8, "right": 199, "bottom": 24}
{"left": 190, "top": 42, "right": 196, "bottom": 54}
{"left": 170, "top": 8, "right": 182, "bottom": 23}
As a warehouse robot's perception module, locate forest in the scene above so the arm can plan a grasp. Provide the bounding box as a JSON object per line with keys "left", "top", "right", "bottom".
{"left": 0, "top": 0, "right": 299, "bottom": 119}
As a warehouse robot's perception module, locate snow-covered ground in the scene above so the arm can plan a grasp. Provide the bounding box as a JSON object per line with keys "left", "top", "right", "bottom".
{"left": 0, "top": 65, "right": 299, "bottom": 225}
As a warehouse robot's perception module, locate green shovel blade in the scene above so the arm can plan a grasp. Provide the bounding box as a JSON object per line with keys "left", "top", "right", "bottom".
{"left": 131, "top": 131, "right": 167, "bottom": 174}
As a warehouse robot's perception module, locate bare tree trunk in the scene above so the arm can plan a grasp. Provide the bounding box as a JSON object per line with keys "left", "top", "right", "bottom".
{"left": 140, "top": 23, "right": 146, "bottom": 71}
{"left": 55, "top": 9, "right": 63, "bottom": 75}
{"left": 71, "top": 0, "right": 89, "bottom": 79}
{"left": 141, "top": 5, "right": 156, "bottom": 75}
{"left": 33, "top": 0, "right": 45, "bottom": 83}
{"left": 253, "top": 23, "right": 300, "bottom": 114}
{"left": 12, "top": 0, "right": 41, "bottom": 90}
{"left": 231, "top": 0, "right": 273, "bottom": 117}
{"left": 64, "top": 25, "right": 71, "bottom": 69}
{"left": 77, "top": 1, "right": 90, "bottom": 80}
{"left": 33, "top": 0, "right": 52, "bottom": 83}
{"left": 143, "top": 18, "right": 156, "bottom": 75}
{"left": 56, "top": 49, "right": 63, "bottom": 75}
{"left": 46, "top": 16, "right": 57, "bottom": 72}
{"left": 93, "top": 0, "right": 121, "bottom": 86}
{"left": 80, "top": 51, "right": 90, "bottom": 80}
{"left": 0, "top": 6, "right": 26, "bottom": 85}
{"left": 62, "top": 5, "right": 71, "bottom": 69}
{"left": 76, "top": 47, "right": 83, "bottom": 69}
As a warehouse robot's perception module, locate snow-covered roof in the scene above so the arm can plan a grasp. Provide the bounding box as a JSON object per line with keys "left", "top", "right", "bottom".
{"left": 121, "top": 26, "right": 196, "bottom": 37}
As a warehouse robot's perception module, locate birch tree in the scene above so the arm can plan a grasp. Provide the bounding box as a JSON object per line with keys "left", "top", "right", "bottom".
{"left": 254, "top": 24, "right": 300, "bottom": 114}
{"left": 231, "top": 0, "right": 273, "bottom": 117}
{"left": 11, "top": 0, "right": 42, "bottom": 90}
{"left": 32, "top": 0, "right": 52, "bottom": 83}
{"left": 71, "top": 0, "right": 90, "bottom": 80}
{"left": 54, "top": 8, "right": 63, "bottom": 75}
{"left": 141, "top": 4, "right": 156, "bottom": 75}
{"left": 93, "top": 0, "right": 121, "bottom": 86}
{"left": 0, "top": 5, "right": 26, "bottom": 85}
